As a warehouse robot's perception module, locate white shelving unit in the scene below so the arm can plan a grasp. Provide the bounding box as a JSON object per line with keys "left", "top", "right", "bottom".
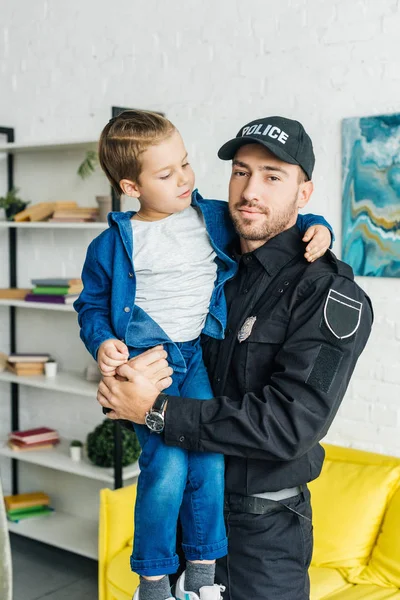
{"left": 0, "top": 369, "right": 98, "bottom": 397}
{"left": 8, "top": 512, "right": 98, "bottom": 559}
{"left": 0, "top": 131, "right": 133, "bottom": 559}
{"left": 0, "top": 139, "right": 97, "bottom": 154}
{"left": 0, "top": 438, "right": 140, "bottom": 483}
{"left": 0, "top": 299, "right": 75, "bottom": 312}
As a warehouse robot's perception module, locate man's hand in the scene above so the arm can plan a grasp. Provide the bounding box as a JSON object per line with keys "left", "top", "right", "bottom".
{"left": 97, "top": 338, "right": 129, "bottom": 376}
{"left": 97, "top": 367, "right": 162, "bottom": 422}
{"left": 303, "top": 225, "right": 332, "bottom": 262}
{"left": 96, "top": 346, "right": 173, "bottom": 421}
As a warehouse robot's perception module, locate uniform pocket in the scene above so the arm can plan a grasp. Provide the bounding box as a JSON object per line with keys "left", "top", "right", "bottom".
{"left": 241, "top": 320, "right": 288, "bottom": 391}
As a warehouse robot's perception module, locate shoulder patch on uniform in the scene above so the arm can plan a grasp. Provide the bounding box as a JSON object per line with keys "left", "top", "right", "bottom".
{"left": 323, "top": 289, "right": 362, "bottom": 340}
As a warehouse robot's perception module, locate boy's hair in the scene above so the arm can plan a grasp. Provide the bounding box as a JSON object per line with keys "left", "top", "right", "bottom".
{"left": 98, "top": 110, "right": 176, "bottom": 196}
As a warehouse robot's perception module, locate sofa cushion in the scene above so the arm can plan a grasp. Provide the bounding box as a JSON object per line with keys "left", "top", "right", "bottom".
{"left": 309, "top": 566, "right": 351, "bottom": 599}
{"left": 310, "top": 452, "right": 400, "bottom": 569}
{"left": 321, "top": 585, "right": 400, "bottom": 599}
{"left": 346, "top": 487, "right": 400, "bottom": 588}
{"left": 108, "top": 546, "right": 139, "bottom": 599}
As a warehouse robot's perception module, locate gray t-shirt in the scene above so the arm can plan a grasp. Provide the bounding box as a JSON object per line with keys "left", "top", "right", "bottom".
{"left": 131, "top": 206, "right": 218, "bottom": 342}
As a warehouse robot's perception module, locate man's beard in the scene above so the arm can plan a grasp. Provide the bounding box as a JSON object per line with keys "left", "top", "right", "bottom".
{"left": 229, "top": 194, "right": 298, "bottom": 242}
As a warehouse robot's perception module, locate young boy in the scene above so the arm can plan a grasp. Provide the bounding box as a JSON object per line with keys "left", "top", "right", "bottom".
{"left": 74, "top": 110, "right": 333, "bottom": 600}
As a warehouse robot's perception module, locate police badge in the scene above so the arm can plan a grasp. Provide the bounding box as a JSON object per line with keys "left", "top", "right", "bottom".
{"left": 237, "top": 316, "right": 257, "bottom": 342}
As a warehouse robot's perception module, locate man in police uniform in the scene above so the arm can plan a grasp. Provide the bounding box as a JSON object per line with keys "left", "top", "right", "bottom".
{"left": 97, "top": 116, "right": 373, "bottom": 600}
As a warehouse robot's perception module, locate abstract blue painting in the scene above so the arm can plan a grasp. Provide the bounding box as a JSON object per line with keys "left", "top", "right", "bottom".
{"left": 342, "top": 113, "right": 400, "bottom": 277}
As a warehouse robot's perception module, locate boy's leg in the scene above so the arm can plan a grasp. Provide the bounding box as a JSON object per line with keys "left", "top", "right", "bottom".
{"left": 175, "top": 342, "right": 227, "bottom": 596}
{"left": 131, "top": 377, "right": 187, "bottom": 580}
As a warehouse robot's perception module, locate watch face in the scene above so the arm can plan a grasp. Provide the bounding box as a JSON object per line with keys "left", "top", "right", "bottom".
{"left": 145, "top": 411, "right": 164, "bottom": 433}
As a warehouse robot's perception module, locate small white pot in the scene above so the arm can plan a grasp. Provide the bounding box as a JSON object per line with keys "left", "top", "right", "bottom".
{"left": 70, "top": 446, "right": 82, "bottom": 462}
{"left": 44, "top": 361, "right": 58, "bottom": 377}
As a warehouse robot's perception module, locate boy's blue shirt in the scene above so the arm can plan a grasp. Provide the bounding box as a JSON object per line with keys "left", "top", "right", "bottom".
{"left": 74, "top": 189, "right": 333, "bottom": 373}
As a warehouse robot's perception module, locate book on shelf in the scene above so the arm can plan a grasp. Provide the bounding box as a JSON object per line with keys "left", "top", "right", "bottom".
{"left": 48, "top": 208, "right": 99, "bottom": 223}
{"left": 6, "top": 503, "right": 54, "bottom": 522}
{"left": 4, "top": 491, "right": 50, "bottom": 511}
{"left": 7, "top": 439, "right": 58, "bottom": 452}
{"left": 32, "top": 285, "right": 83, "bottom": 295}
{"left": 24, "top": 293, "right": 79, "bottom": 305}
{"left": 7, "top": 353, "right": 50, "bottom": 363}
{"left": 7, "top": 506, "right": 54, "bottom": 523}
{"left": 0, "top": 288, "right": 32, "bottom": 300}
{"left": 6, "top": 362, "right": 45, "bottom": 376}
{"left": 9, "top": 427, "right": 59, "bottom": 444}
{"left": 31, "top": 278, "right": 82, "bottom": 287}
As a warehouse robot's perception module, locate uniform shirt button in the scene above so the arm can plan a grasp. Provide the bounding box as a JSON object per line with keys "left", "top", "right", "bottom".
{"left": 284, "top": 281, "right": 290, "bottom": 286}
{"left": 128, "top": 272, "right": 133, "bottom": 278}
{"left": 216, "top": 377, "right": 221, "bottom": 383}
{"left": 278, "top": 288, "right": 284, "bottom": 293}
{"left": 179, "top": 436, "right": 185, "bottom": 442}
{"left": 124, "top": 306, "right": 131, "bottom": 313}
{"left": 243, "top": 289, "right": 249, "bottom": 294}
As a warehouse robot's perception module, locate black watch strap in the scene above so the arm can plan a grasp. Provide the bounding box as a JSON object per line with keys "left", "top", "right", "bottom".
{"left": 152, "top": 393, "right": 169, "bottom": 414}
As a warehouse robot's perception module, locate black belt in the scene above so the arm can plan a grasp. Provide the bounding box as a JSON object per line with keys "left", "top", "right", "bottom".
{"left": 224, "top": 486, "right": 310, "bottom": 521}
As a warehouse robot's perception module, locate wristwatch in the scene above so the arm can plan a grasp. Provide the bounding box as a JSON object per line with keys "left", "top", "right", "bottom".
{"left": 145, "top": 393, "right": 169, "bottom": 433}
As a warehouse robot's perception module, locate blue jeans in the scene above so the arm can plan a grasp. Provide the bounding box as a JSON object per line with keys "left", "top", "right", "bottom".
{"left": 130, "top": 338, "right": 227, "bottom": 577}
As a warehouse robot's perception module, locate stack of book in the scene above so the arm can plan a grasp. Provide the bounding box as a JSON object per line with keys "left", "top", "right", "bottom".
{"left": 25, "top": 278, "right": 83, "bottom": 304}
{"left": 6, "top": 353, "right": 50, "bottom": 376}
{"left": 13, "top": 201, "right": 78, "bottom": 223}
{"left": 7, "top": 426, "right": 60, "bottom": 451}
{"left": 48, "top": 206, "right": 99, "bottom": 222}
{"left": 4, "top": 492, "right": 53, "bottom": 522}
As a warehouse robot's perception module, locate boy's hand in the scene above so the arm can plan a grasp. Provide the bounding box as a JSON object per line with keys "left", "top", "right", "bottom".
{"left": 303, "top": 225, "right": 332, "bottom": 262}
{"left": 97, "top": 339, "right": 129, "bottom": 376}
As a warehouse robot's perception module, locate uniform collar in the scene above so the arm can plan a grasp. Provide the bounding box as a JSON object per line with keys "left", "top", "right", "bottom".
{"left": 238, "top": 225, "right": 306, "bottom": 276}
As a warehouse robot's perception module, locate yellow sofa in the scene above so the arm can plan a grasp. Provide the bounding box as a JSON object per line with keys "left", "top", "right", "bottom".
{"left": 99, "top": 444, "right": 400, "bottom": 600}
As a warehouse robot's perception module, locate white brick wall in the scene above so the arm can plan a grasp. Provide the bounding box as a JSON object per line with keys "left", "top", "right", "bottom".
{"left": 1, "top": 0, "right": 400, "bottom": 496}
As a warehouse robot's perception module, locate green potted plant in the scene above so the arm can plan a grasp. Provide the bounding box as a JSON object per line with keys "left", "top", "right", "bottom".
{"left": 77, "top": 150, "right": 99, "bottom": 179}
{"left": 0, "top": 188, "right": 30, "bottom": 221}
{"left": 86, "top": 419, "right": 141, "bottom": 467}
{"left": 69, "top": 439, "right": 83, "bottom": 462}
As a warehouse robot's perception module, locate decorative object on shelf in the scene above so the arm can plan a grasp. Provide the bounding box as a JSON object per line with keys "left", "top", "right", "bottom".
{"left": 87, "top": 419, "right": 140, "bottom": 467}
{"left": 77, "top": 150, "right": 99, "bottom": 179}
{"left": 96, "top": 195, "right": 112, "bottom": 222}
{"left": 69, "top": 440, "right": 83, "bottom": 462}
{"left": 0, "top": 188, "right": 30, "bottom": 221}
{"left": 44, "top": 359, "right": 58, "bottom": 378}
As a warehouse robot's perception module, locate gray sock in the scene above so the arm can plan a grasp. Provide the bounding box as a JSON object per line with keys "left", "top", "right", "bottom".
{"left": 138, "top": 575, "right": 171, "bottom": 600}
{"left": 185, "top": 562, "right": 216, "bottom": 595}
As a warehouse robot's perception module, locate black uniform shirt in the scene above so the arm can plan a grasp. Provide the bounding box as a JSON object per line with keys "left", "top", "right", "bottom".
{"left": 164, "top": 225, "right": 373, "bottom": 495}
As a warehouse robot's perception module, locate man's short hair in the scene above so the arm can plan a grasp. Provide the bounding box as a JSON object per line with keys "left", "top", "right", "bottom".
{"left": 98, "top": 110, "right": 176, "bottom": 196}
